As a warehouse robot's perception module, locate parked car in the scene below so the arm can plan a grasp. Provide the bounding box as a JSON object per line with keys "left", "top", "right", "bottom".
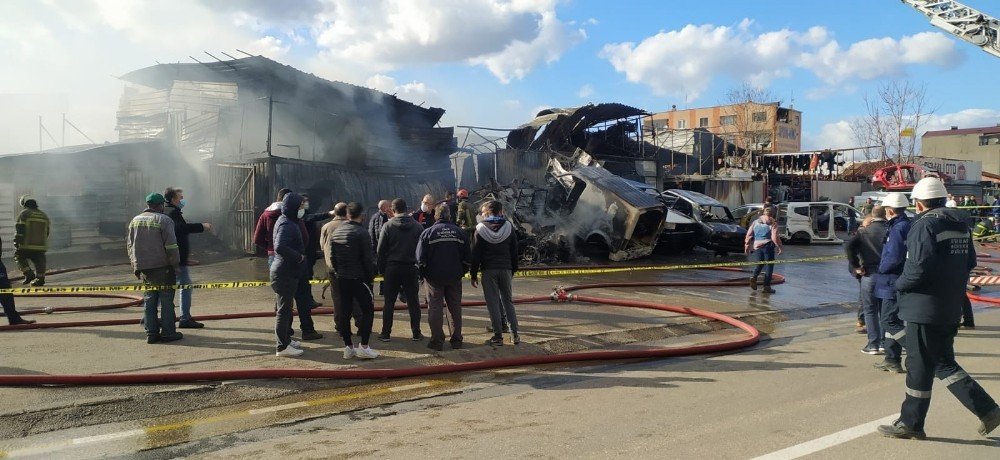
{"left": 623, "top": 180, "right": 700, "bottom": 253}
{"left": 779, "top": 201, "right": 861, "bottom": 244}
{"left": 661, "top": 189, "right": 746, "bottom": 255}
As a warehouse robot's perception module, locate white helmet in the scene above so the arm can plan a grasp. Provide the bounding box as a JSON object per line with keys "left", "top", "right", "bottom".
{"left": 881, "top": 192, "right": 909, "bottom": 208}
{"left": 910, "top": 177, "right": 948, "bottom": 200}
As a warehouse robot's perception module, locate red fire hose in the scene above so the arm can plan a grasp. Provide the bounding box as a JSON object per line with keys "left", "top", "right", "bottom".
{"left": 0, "top": 276, "right": 764, "bottom": 386}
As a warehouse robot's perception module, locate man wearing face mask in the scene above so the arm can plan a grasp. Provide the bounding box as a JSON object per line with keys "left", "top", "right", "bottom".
{"left": 412, "top": 194, "right": 436, "bottom": 230}
{"left": 297, "top": 193, "right": 335, "bottom": 313}
{"left": 271, "top": 192, "right": 314, "bottom": 357}
{"left": 164, "top": 187, "right": 213, "bottom": 329}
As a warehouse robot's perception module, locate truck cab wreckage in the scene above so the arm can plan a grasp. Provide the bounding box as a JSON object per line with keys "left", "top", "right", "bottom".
{"left": 467, "top": 104, "right": 670, "bottom": 262}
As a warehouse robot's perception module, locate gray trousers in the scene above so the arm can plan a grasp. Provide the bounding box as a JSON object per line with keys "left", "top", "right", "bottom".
{"left": 426, "top": 278, "right": 463, "bottom": 344}
{"left": 481, "top": 269, "right": 518, "bottom": 333}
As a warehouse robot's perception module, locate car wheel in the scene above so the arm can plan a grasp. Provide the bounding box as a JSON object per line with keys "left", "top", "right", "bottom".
{"left": 792, "top": 231, "right": 811, "bottom": 244}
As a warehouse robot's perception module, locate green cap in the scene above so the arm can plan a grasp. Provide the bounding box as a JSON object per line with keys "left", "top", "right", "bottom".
{"left": 145, "top": 193, "right": 166, "bottom": 204}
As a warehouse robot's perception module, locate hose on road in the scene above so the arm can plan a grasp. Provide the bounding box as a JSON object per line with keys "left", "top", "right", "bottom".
{"left": 0, "top": 273, "right": 765, "bottom": 386}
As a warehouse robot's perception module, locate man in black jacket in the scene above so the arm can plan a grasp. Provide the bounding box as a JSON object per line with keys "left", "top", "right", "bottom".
{"left": 297, "top": 193, "right": 334, "bottom": 313}
{"left": 368, "top": 200, "right": 391, "bottom": 295}
{"left": 878, "top": 178, "right": 1000, "bottom": 440}
{"left": 271, "top": 192, "right": 311, "bottom": 358}
{"left": 164, "top": 187, "right": 212, "bottom": 329}
{"left": 470, "top": 200, "right": 520, "bottom": 346}
{"left": 377, "top": 198, "right": 425, "bottom": 341}
{"left": 330, "top": 202, "right": 378, "bottom": 360}
{"left": 845, "top": 206, "right": 888, "bottom": 355}
{"left": 417, "top": 204, "right": 469, "bottom": 351}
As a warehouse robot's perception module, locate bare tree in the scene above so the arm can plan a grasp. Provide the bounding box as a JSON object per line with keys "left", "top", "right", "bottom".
{"left": 851, "top": 80, "right": 934, "bottom": 163}
{"left": 722, "top": 82, "right": 776, "bottom": 168}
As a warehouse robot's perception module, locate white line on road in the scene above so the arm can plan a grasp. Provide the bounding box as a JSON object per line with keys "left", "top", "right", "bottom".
{"left": 72, "top": 429, "right": 145, "bottom": 445}
{"left": 751, "top": 414, "right": 899, "bottom": 460}
{"left": 247, "top": 402, "right": 309, "bottom": 415}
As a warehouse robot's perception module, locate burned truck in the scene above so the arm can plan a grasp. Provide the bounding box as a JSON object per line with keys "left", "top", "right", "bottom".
{"left": 481, "top": 156, "right": 665, "bottom": 262}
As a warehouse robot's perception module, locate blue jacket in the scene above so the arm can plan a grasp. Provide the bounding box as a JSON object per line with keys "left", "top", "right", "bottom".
{"left": 874, "top": 213, "right": 911, "bottom": 300}
{"left": 271, "top": 193, "right": 306, "bottom": 278}
{"left": 896, "top": 207, "right": 976, "bottom": 324}
{"left": 416, "top": 219, "right": 470, "bottom": 283}
{"left": 992, "top": 198, "right": 1000, "bottom": 219}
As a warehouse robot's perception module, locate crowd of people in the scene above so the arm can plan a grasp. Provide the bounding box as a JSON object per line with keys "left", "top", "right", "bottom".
{"left": 845, "top": 178, "right": 1000, "bottom": 439}
{"left": 121, "top": 186, "right": 518, "bottom": 361}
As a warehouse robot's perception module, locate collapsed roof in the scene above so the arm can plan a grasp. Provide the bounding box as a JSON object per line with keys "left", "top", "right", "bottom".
{"left": 121, "top": 56, "right": 444, "bottom": 128}
{"left": 506, "top": 103, "right": 648, "bottom": 154}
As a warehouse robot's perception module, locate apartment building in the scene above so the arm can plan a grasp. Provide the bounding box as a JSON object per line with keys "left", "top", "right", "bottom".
{"left": 644, "top": 102, "right": 802, "bottom": 153}
{"left": 922, "top": 125, "right": 1000, "bottom": 175}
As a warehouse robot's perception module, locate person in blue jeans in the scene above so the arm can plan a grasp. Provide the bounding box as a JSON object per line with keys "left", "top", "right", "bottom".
{"left": 744, "top": 206, "right": 783, "bottom": 294}
{"left": 845, "top": 207, "right": 888, "bottom": 354}
{"left": 873, "top": 192, "right": 912, "bottom": 374}
{"left": 163, "top": 187, "right": 212, "bottom": 329}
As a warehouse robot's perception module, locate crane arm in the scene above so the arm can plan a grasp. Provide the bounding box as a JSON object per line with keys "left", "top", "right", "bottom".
{"left": 902, "top": 0, "right": 1000, "bottom": 59}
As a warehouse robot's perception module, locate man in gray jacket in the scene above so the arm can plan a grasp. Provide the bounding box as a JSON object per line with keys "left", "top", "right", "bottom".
{"left": 377, "top": 198, "right": 425, "bottom": 342}
{"left": 126, "top": 193, "right": 182, "bottom": 344}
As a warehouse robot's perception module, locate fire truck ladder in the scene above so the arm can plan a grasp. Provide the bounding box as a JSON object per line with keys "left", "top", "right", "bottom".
{"left": 902, "top": 0, "right": 1000, "bottom": 59}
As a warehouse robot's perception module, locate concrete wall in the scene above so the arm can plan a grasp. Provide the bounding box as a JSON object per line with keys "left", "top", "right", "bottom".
{"left": 923, "top": 134, "right": 1000, "bottom": 175}
{"left": 815, "top": 181, "right": 872, "bottom": 203}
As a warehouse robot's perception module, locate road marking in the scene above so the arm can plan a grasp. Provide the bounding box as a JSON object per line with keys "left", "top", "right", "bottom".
{"left": 389, "top": 382, "right": 434, "bottom": 393}
{"left": 72, "top": 429, "right": 145, "bottom": 445}
{"left": 247, "top": 402, "right": 309, "bottom": 415}
{"left": 751, "top": 413, "right": 899, "bottom": 460}
{"left": 5, "top": 380, "right": 450, "bottom": 457}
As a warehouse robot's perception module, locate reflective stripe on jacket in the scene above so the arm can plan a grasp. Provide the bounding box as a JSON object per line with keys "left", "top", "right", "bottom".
{"left": 15, "top": 208, "right": 50, "bottom": 251}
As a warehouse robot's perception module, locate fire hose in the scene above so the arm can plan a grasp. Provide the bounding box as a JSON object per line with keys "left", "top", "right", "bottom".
{"left": 0, "top": 272, "right": 769, "bottom": 386}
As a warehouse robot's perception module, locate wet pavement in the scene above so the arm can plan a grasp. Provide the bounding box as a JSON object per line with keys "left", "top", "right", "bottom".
{"left": 0, "top": 243, "right": 921, "bottom": 457}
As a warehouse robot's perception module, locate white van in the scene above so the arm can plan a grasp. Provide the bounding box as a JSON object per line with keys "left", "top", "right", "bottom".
{"left": 778, "top": 201, "right": 862, "bottom": 244}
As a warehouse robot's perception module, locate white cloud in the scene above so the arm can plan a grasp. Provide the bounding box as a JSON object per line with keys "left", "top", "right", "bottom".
{"left": 245, "top": 35, "right": 290, "bottom": 58}
{"left": 0, "top": 0, "right": 275, "bottom": 154}
{"left": 804, "top": 120, "right": 855, "bottom": 150}
{"left": 601, "top": 20, "right": 962, "bottom": 102}
{"left": 577, "top": 84, "right": 594, "bottom": 99}
{"left": 805, "top": 108, "right": 1000, "bottom": 152}
{"left": 311, "top": 1, "right": 584, "bottom": 82}
{"left": 364, "top": 74, "right": 438, "bottom": 106}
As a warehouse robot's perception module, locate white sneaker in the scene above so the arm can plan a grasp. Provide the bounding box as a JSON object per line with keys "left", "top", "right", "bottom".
{"left": 276, "top": 346, "right": 304, "bottom": 357}
{"left": 290, "top": 340, "right": 302, "bottom": 349}
{"left": 343, "top": 346, "right": 356, "bottom": 360}
{"left": 356, "top": 346, "right": 379, "bottom": 359}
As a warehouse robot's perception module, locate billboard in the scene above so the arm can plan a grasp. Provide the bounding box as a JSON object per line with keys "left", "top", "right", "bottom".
{"left": 916, "top": 156, "right": 982, "bottom": 184}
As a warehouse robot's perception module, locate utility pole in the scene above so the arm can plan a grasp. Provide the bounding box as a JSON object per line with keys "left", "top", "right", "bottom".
{"left": 62, "top": 113, "right": 66, "bottom": 147}
{"left": 266, "top": 95, "right": 274, "bottom": 157}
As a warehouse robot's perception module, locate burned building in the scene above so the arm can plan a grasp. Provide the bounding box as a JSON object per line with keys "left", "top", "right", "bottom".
{"left": 117, "top": 56, "right": 455, "bottom": 253}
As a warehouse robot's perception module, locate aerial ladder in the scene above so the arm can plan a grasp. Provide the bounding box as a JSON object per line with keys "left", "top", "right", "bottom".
{"left": 901, "top": 0, "right": 1000, "bottom": 58}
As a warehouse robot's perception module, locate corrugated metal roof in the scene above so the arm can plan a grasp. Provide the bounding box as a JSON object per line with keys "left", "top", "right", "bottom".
{"left": 923, "top": 126, "right": 1000, "bottom": 138}
{"left": 572, "top": 166, "right": 664, "bottom": 209}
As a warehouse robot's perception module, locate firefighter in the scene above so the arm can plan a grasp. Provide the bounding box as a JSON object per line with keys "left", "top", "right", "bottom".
{"left": 455, "top": 189, "right": 477, "bottom": 235}
{"left": 878, "top": 177, "right": 1000, "bottom": 439}
{"left": 13, "top": 195, "right": 50, "bottom": 287}
{"left": 872, "top": 192, "right": 911, "bottom": 374}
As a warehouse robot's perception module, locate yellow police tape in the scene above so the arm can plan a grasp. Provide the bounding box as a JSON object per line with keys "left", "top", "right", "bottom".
{"left": 0, "top": 255, "right": 844, "bottom": 295}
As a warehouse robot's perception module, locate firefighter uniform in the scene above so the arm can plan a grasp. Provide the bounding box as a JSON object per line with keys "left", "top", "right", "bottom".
{"left": 13, "top": 195, "right": 50, "bottom": 287}
{"left": 880, "top": 177, "right": 1000, "bottom": 439}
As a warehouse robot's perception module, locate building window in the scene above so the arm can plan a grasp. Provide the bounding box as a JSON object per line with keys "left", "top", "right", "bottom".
{"left": 752, "top": 111, "right": 767, "bottom": 123}
{"left": 699, "top": 117, "right": 709, "bottom": 128}
{"left": 677, "top": 119, "right": 687, "bottom": 129}
{"left": 980, "top": 134, "right": 1000, "bottom": 146}
{"left": 720, "top": 115, "right": 736, "bottom": 126}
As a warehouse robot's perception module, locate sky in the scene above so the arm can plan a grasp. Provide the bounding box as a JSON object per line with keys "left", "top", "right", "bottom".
{"left": 2, "top": 0, "right": 1000, "bottom": 155}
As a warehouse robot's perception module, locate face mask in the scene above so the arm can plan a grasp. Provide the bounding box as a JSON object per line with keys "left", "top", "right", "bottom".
{"left": 178, "top": 199, "right": 186, "bottom": 209}
{"left": 297, "top": 209, "right": 305, "bottom": 219}
{"left": 303, "top": 202, "right": 310, "bottom": 211}
{"left": 421, "top": 203, "right": 430, "bottom": 213}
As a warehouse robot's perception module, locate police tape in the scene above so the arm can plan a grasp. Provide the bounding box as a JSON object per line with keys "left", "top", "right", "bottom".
{"left": 0, "top": 255, "right": 845, "bottom": 295}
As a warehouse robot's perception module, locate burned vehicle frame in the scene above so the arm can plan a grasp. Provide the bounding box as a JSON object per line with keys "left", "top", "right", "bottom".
{"left": 660, "top": 189, "right": 746, "bottom": 255}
